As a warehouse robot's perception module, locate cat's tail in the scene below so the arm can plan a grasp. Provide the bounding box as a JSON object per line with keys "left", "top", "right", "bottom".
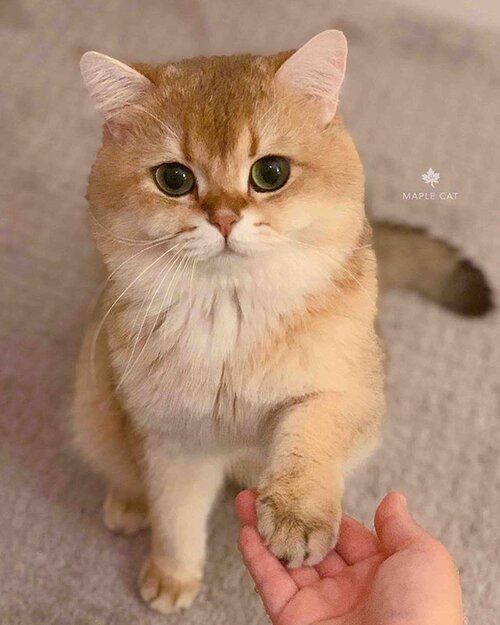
{"left": 372, "top": 221, "right": 493, "bottom": 316}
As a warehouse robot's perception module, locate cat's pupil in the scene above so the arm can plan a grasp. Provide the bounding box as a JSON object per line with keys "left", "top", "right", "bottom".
{"left": 163, "top": 165, "right": 188, "bottom": 190}
{"left": 260, "top": 160, "right": 281, "bottom": 185}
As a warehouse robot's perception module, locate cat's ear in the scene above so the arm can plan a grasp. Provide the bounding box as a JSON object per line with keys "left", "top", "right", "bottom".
{"left": 80, "top": 51, "right": 152, "bottom": 123}
{"left": 275, "top": 30, "right": 347, "bottom": 124}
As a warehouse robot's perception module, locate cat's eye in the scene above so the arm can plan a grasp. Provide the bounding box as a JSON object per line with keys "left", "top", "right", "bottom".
{"left": 250, "top": 156, "right": 290, "bottom": 192}
{"left": 154, "top": 162, "right": 195, "bottom": 197}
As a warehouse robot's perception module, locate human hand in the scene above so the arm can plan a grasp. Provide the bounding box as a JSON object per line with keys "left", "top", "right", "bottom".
{"left": 236, "top": 490, "right": 463, "bottom": 625}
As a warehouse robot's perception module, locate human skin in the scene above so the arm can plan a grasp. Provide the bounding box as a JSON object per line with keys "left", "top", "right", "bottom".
{"left": 236, "top": 491, "right": 463, "bottom": 625}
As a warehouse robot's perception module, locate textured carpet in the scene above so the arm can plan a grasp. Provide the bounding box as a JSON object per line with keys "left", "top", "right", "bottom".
{"left": 1, "top": 1, "right": 499, "bottom": 623}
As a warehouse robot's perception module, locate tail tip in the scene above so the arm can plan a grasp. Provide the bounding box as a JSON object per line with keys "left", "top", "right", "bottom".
{"left": 441, "top": 259, "right": 494, "bottom": 317}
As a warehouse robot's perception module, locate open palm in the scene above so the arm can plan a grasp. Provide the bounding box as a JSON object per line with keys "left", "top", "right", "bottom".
{"left": 236, "top": 491, "right": 462, "bottom": 625}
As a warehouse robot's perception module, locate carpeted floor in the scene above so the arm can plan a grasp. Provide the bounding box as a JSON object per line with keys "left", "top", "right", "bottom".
{"left": 1, "top": 1, "right": 499, "bottom": 623}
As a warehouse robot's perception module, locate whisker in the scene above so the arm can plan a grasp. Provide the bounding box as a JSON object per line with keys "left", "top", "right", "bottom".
{"left": 117, "top": 243, "right": 188, "bottom": 387}
{"left": 188, "top": 255, "right": 198, "bottom": 303}
{"left": 121, "top": 258, "right": 170, "bottom": 368}
{"left": 117, "top": 248, "right": 191, "bottom": 389}
{"left": 269, "top": 230, "right": 370, "bottom": 255}
{"left": 296, "top": 241, "right": 372, "bottom": 296}
{"left": 89, "top": 211, "right": 186, "bottom": 246}
{"left": 84, "top": 237, "right": 173, "bottom": 330}
{"left": 89, "top": 241, "right": 183, "bottom": 385}
{"left": 101, "top": 239, "right": 172, "bottom": 289}
{"left": 270, "top": 231, "right": 373, "bottom": 296}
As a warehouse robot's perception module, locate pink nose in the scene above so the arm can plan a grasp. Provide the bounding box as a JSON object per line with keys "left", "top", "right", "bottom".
{"left": 209, "top": 210, "right": 239, "bottom": 238}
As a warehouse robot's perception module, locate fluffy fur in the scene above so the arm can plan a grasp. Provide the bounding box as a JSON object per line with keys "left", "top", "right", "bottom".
{"left": 74, "top": 31, "right": 490, "bottom": 614}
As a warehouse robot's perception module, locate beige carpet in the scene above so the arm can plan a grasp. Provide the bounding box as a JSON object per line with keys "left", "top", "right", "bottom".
{"left": 1, "top": 1, "right": 499, "bottom": 623}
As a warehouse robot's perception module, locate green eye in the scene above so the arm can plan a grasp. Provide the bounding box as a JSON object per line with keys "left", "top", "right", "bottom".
{"left": 250, "top": 156, "right": 290, "bottom": 192}
{"left": 154, "top": 162, "right": 195, "bottom": 196}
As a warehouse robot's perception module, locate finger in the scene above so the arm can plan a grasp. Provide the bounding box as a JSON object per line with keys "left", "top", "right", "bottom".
{"left": 335, "top": 515, "right": 380, "bottom": 564}
{"left": 238, "top": 524, "right": 298, "bottom": 617}
{"left": 281, "top": 556, "right": 384, "bottom": 625}
{"left": 339, "top": 554, "right": 385, "bottom": 610}
{"left": 374, "top": 492, "right": 429, "bottom": 555}
{"left": 289, "top": 565, "right": 321, "bottom": 587}
{"left": 235, "top": 490, "right": 257, "bottom": 526}
{"left": 315, "top": 548, "right": 347, "bottom": 577}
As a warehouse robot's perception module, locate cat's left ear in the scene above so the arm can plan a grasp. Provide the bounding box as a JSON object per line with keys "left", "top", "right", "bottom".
{"left": 275, "top": 30, "right": 347, "bottom": 124}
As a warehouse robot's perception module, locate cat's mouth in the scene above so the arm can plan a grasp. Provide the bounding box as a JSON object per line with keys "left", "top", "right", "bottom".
{"left": 220, "top": 236, "right": 251, "bottom": 258}
{"left": 221, "top": 243, "right": 241, "bottom": 257}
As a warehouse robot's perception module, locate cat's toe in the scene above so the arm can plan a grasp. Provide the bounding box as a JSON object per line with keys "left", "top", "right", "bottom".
{"left": 256, "top": 485, "right": 340, "bottom": 568}
{"left": 138, "top": 556, "right": 201, "bottom": 614}
{"left": 103, "top": 489, "right": 149, "bottom": 535}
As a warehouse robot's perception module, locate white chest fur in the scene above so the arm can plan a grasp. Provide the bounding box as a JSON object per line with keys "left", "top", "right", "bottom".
{"left": 108, "top": 247, "right": 338, "bottom": 450}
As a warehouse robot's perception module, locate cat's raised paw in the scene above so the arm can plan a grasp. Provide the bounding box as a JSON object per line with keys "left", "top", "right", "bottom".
{"left": 103, "top": 489, "right": 149, "bottom": 535}
{"left": 256, "top": 483, "right": 341, "bottom": 568}
{"left": 138, "top": 556, "right": 201, "bottom": 614}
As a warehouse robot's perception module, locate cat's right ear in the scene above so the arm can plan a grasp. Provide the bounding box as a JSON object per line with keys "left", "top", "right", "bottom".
{"left": 80, "top": 51, "right": 152, "bottom": 130}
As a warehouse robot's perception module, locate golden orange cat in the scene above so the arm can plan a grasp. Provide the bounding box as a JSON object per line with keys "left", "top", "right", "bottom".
{"left": 74, "top": 30, "right": 490, "bottom": 614}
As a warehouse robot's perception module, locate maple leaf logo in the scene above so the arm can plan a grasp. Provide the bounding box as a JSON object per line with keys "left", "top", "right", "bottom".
{"left": 422, "top": 168, "right": 440, "bottom": 188}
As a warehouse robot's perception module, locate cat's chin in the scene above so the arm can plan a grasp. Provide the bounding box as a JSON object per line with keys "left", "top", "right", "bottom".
{"left": 224, "top": 238, "right": 264, "bottom": 258}
{"left": 221, "top": 246, "right": 239, "bottom": 256}
{"left": 224, "top": 240, "right": 254, "bottom": 257}
{"left": 203, "top": 245, "right": 254, "bottom": 271}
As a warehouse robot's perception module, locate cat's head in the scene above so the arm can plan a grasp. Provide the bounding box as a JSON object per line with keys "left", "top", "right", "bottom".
{"left": 81, "top": 31, "right": 365, "bottom": 274}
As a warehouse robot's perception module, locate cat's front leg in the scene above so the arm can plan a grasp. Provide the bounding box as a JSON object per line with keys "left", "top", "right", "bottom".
{"left": 256, "top": 392, "right": 380, "bottom": 568}
{"left": 139, "top": 445, "right": 225, "bottom": 614}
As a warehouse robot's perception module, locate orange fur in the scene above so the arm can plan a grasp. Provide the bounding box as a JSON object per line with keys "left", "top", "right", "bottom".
{"left": 74, "top": 35, "right": 385, "bottom": 613}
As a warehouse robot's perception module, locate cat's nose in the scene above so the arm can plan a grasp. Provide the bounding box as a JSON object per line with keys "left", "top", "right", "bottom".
{"left": 209, "top": 210, "right": 239, "bottom": 238}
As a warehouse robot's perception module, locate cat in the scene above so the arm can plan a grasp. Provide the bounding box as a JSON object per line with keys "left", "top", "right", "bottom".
{"left": 74, "top": 30, "right": 491, "bottom": 614}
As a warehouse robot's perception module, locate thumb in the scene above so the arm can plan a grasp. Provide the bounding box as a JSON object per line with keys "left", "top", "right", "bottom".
{"left": 374, "top": 492, "right": 429, "bottom": 554}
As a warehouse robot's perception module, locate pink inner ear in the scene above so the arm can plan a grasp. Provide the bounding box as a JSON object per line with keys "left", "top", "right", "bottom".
{"left": 80, "top": 51, "right": 151, "bottom": 122}
{"left": 276, "top": 30, "right": 348, "bottom": 122}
